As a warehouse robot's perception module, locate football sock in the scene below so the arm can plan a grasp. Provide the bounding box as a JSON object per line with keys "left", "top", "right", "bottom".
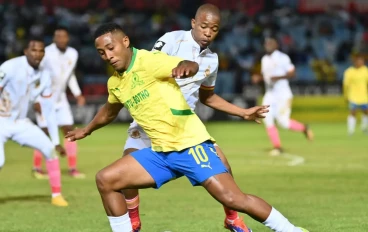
{"left": 108, "top": 213, "right": 132, "bottom": 232}
{"left": 46, "top": 158, "right": 61, "bottom": 196}
{"left": 224, "top": 206, "right": 239, "bottom": 221}
{"left": 263, "top": 207, "right": 302, "bottom": 232}
{"left": 64, "top": 139, "right": 77, "bottom": 170}
{"left": 361, "top": 115, "right": 368, "bottom": 131}
{"left": 289, "top": 119, "right": 306, "bottom": 132}
{"left": 266, "top": 126, "right": 281, "bottom": 148}
{"left": 126, "top": 195, "right": 140, "bottom": 222}
{"left": 33, "top": 150, "right": 43, "bottom": 169}
{"left": 347, "top": 115, "right": 356, "bottom": 134}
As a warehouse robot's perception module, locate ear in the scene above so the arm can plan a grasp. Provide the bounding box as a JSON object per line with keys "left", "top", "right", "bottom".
{"left": 191, "top": 18, "right": 196, "bottom": 29}
{"left": 23, "top": 48, "right": 27, "bottom": 55}
{"left": 122, "top": 36, "right": 130, "bottom": 48}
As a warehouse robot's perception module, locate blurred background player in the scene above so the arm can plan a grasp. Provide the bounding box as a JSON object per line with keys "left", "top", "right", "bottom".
{"left": 122, "top": 4, "right": 269, "bottom": 232}
{"left": 0, "top": 37, "right": 68, "bottom": 206}
{"left": 343, "top": 54, "right": 368, "bottom": 135}
{"left": 33, "top": 26, "right": 86, "bottom": 179}
{"left": 252, "top": 37, "right": 314, "bottom": 156}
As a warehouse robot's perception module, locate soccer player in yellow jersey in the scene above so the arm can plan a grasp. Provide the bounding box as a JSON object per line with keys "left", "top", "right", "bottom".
{"left": 66, "top": 23, "right": 309, "bottom": 232}
{"left": 343, "top": 54, "right": 368, "bottom": 135}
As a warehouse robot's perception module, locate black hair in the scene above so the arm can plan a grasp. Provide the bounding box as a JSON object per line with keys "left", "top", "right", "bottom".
{"left": 25, "top": 36, "right": 44, "bottom": 49}
{"left": 94, "top": 22, "right": 124, "bottom": 40}
{"left": 55, "top": 25, "right": 69, "bottom": 34}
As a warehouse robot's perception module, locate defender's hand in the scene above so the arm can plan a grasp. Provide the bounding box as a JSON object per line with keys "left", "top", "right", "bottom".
{"left": 33, "top": 102, "right": 42, "bottom": 114}
{"left": 172, "top": 61, "right": 199, "bottom": 78}
{"left": 65, "top": 128, "right": 90, "bottom": 141}
{"left": 55, "top": 145, "right": 66, "bottom": 157}
{"left": 76, "top": 95, "right": 86, "bottom": 106}
{"left": 241, "top": 105, "right": 270, "bottom": 124}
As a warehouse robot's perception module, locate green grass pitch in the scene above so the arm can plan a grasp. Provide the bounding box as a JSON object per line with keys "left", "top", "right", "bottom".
{"left": 0, "top": 122, "right": 367, "bottom": 232}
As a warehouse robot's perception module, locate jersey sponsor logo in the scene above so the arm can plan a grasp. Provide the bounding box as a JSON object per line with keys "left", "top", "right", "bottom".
{"left": 124, "top": 89, "right": 150, "bottom": 110}
{"left": 131, "top": 72, "right": 144, "bottom": 89}
{"left": 153, "top": 40, "right": 166, "bottom": 51}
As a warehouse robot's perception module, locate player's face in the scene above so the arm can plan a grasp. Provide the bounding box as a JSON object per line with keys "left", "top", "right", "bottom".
{"left": 264, "top": 38, "right": 277, "bottom": 54}
{"left": 54, "top": 29, "right": 69, "bottom": 51}
{"left": 354, "top": 57, "right": 365, "bottom": 67}
{"left": 95, "top": 32, "right": 131, "bottom": 72}
{"left": 191, "top": 12, "right": 220, "bottom": 48}
{"left": 24, "top": 41, "right": 45, "bottom": 68}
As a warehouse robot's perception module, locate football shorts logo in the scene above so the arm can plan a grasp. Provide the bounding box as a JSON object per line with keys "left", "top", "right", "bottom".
{"left": 153, "top": 41, "right": 166, "bottom": 51}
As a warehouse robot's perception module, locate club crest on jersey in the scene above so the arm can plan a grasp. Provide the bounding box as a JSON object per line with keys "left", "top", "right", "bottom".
{"left": 153, "top": 41, "right": 165, "bottom": 51}
{"left": 131, "top": 72, "right": 144, "bottom": 89}
{"left": 204, "top": 65, "right": 211, "bottom": 77}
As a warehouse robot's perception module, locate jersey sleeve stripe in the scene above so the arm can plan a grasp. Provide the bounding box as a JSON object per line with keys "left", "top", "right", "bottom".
{"left": 170, "top": 108, "right": 194, "bottom": 116}
{"left": 200, "top": 85, "right": 215, "bottom": 90}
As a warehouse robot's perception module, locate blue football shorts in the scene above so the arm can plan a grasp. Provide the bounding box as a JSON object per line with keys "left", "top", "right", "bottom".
{"left": 349, "top": 102, "right": 368, "bottom": 111}
{"left": 131, "top": 140, "right": 228, "bottom": 188}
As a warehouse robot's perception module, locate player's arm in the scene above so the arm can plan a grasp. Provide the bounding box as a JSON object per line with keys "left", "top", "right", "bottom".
{"left": 65, "top": 102, "right": 123, "bottom": 141}
{"left": 199, "top": 70, "right": 269, "bottom": 123}
{"left": 68, "top": 73, "right": 85, "bottom": 106}
{"left": 151, "top": 51, "right": 198, "bottom": 79}
{"left": 343, "top": 70, "right": 350, "bottom": 100}
{"left": 271, "top": 55, "right": 295, "bottom": 81}
{"left": 0, "top": 64, "right": 11, "bottom": 92}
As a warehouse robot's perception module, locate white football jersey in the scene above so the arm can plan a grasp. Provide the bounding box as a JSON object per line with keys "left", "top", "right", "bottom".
{"left": 0, "top": 56, "right": 52, "bottom": 120}
{"left": 261, "top": 50, "right": 294, "bottom": 98}
{"left": 152, "top": 30, "right": 219, "bottom": 110}
{"left": 41, "top": 43, "right": 81, "bottom": 106}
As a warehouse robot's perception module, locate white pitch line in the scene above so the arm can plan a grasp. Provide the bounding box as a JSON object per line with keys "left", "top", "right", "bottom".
{"left": 283, "top": 153, "right": 305, "bottom": 166}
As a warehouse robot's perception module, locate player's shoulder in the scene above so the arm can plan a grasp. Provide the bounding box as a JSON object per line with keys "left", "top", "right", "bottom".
{"left": 162, "top": 30, "right": 187, "bottom": 40}
{"left": 1, "top": 56, "right": 25, "bottom": 70}
{"left": 66, "top": 46, "right": 78, "bottom": 56}
{"left": 107, "top": 72, "right": 120, "bottom": 87}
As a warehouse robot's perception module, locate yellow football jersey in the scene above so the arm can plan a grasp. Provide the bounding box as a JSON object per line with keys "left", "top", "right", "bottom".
{"left": 107, "top": 48, "right": 212, "bottom": 152}
{"left": 343, "top": 66, "right": 368, "bottom": 104}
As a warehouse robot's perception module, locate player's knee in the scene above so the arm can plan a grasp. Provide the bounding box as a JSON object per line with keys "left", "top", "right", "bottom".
{"left": 95, "top": 169, "right": 117, "bottom": 193}
{"left": 276, "top": 117, "right": 289, "bottom": 129}
{"left": 40, "top": 145, "right": 57, "bottom": 160}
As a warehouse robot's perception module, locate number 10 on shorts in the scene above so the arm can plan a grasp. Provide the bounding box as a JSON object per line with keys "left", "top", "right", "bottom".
{"left": 188, "top": 145, "right": 209, "bottom": 164}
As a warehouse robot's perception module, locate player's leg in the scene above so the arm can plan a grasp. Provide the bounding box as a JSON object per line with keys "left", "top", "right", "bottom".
{"left": 175, "top": 141, "right": 307, "bottom": 232}
{"left": 203, "top": 173, "right": 307, "bottom": 232}
{"left": 96, "top": 148, "right": 175, "bottom": 232}
{"left": 215, "top": 145, "right": 250, "bottom": 231}
{"left": 263, "top": 94, "right": 282, "bottom": 155}
{"left": 360, "top": 104, "right": 368, "bottom": 132}
{"left": 58, "top": 104, "right": 84, "bottom": 178}
{"left": 276, "top": 98, "right": 313, "bottom": 141}
{"left": 32, "top": 110, "right": 49, "bottom": 179}
{"left": 347, "top": 102, "right": 357, "bottom": 135}
{"left": 0, "top": 139, "right": 6, "bottom": 170}
{"left": 11, "top": 119, "right": 67, "bottom": 206}
{"left": 121, "top": 130, "right": 151, "bottom": 231}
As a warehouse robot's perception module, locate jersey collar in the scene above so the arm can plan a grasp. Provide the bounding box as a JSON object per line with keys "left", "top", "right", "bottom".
{"left": 186, "top": 30, "right": 212, "bottom": 55}
{"left": 126, "top": 47, "right": 137, "bottom": 73}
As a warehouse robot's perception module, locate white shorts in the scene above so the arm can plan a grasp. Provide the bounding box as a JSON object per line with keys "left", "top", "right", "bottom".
{"left": 0, "top": 117, "right": 56, "bottom": 167}
{"left": 262, "top": 93, "right": 292, "bottom": 129}
{"left": 36, "top": 101, "right": 74, "bottom": 128}
{"left": 123, "top": 121, "right": 151, "bottom": 151}
{"left": 123, "top": 121, "right": 219, "bottom": 152}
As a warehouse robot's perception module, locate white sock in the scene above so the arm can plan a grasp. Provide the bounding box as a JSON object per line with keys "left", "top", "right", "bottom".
{"left": 347, "top": 115, "right": 356, "bottom": 135}
{"left": 108, "top": 213, "right": 132, "bottom": 232}
{"left": 361, "top": 115, "right": 368, "bottom": 131}
{"left": 52, "top": 193, "right": 61, "bottom": 198}
{"left": 263, "top": 207, "right": 302, "bottom": 232}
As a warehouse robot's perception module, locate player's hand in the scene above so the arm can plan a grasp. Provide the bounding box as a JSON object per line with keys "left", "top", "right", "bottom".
{"left": 271, "top": 76, "right": 281, "bottom": 82}
{"left": 55, "top": 145, "right": 66, "bottom": 157}
{"left": 251, "top": 74, "right": 262, "bottom": 84}
{"left": 65, "top": 128, "right": 90, "bottom": 141}
{"left": 76, "top": 95, "right": 86, "bottom": 106}
{"left": 172, "top": 61, "right": 199, "bottom": 78}
{"left": 241, "top": 105, "right": 270, "bottom": 124}
{"left": 33, "top": 102, "right": 42, "bottom": 114}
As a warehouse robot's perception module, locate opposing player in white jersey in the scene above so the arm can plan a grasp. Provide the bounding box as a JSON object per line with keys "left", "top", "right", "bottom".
{"left": 252, "top": 37, "right": 314, "bottom": 156}
{"left": 122, "top": 4, "right": 269, "bottom": 232}
{"left": 33, "top": 26, "right": 86, "bottom": 179}
{"left": 0, "top": 37, "right": 68, "bottom": 206}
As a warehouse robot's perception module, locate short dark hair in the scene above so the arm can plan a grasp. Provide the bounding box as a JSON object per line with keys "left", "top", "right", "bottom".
{"left": 94, "top": 22, "right": 124, "bottom": 40}
{"left": 25, "top": 36, "right": 44, "bottom": 49}
{"left": 55, "top": 25, "right": 69, "bottom": 34}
